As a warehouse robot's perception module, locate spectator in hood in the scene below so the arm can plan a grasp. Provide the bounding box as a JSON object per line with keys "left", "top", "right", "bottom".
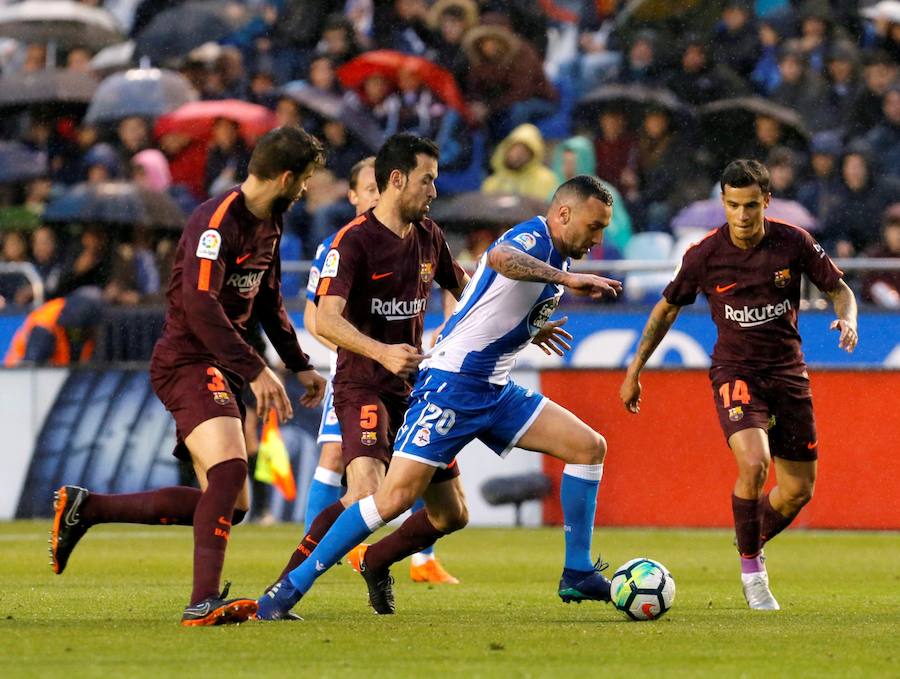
{"left": 770, "top": 40, "right": 831, "bottom": 131}
{"left": 846, "top": 49, "right": 898, "bottom": 138}
{"left": 797, "top": 131, "right": 844, "bottom": 225}
{"left": 666, "top": 34, "right": 748, "bottom": 106}
{"left": 865, "top": 85, "right": 900, "bottom": 180}
{"left": 712, "top": 1, "right": 762, "bottom": 79}
{"left": 481, "top": 123, "right": 559, "bottom": 201}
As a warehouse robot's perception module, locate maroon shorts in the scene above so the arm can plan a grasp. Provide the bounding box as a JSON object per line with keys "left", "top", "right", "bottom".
{"left": 150, "top": 361, "right": 245, "bottom": 462}
{"left": 709, "top": 366, "right": 818, "bottom": 461}
{"left": 333, "top": 383, "right": 460, "bottom": 483}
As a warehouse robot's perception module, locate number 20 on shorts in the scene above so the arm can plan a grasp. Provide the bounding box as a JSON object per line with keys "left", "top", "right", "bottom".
{"left": 719, "top": 379, "right": 751, "bottom": 409}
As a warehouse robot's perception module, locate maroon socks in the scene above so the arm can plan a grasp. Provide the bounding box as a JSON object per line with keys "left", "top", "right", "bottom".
{"left": 277, "top": 500, "right": 346, "bottom": 580}
{"left": 364, "top": 509, "right": 444, "bottom": 572}
{"left": 190, "top": 459, "right": 247, "bottom": 605}
{"left": 759, "top": 493, "right": 794, "bottom": 544}
{"left": 732, "top": 494, "right": 762, "bottom": 559}
{"left": 82, "top": 487, "right": 201, "bottom": 526}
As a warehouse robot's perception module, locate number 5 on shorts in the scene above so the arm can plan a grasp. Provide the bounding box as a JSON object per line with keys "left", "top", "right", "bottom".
{"left": 360, "top": 404, "right": 378, "bottom": 430}
{"left": 719, "top": 379, "right": 751, "bottom": 409}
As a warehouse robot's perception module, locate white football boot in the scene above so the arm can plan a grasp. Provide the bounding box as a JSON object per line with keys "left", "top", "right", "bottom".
{"left": 741, "top": 571, "right": 781, "bottom": 610}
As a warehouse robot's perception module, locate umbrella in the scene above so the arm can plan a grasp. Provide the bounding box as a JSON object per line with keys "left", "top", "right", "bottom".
{"left": 154, "top": 99, "right": 276, "bottom": 145}
{"left": 42, "top": 181, "right": 185, "bottom": 230}
{"left": 429, "top": 193, "right": 548, "bottom": 230}
{"left": 0, "top": 69, "right": 97, "bottom": 109}
{"left": 0, "top": 1, "right": 124, "bottom": 50}
{"left": 281, "top": 81, "right": 385, "bottom": 151}
{"left": 89, "top": 40, "right": 136, "bottom": 76}
{"left": 85, "top": 68, "right": 197, "bottom": 123}
{"left": 0, "top": 142, "right": 48, "bottom": 183}
{"left": 134, "top": 0, "right": 250, "bottom": 66}
{"left": 337, "top": 50, "right": 470, "bottom": 119}
{"left": 576, "top": 83, "right": 694, "bottom": 127}
{"left": 699, "top": 97, "right": 811, "bottom": 153}
{"left": 670, "top": 197, "right": 819, "bottom": 234}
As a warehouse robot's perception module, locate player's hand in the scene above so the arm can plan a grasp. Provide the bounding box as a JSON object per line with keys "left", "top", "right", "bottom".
{"left": 564, "top": 272, "right": 622, "bottom": 300}
{"left": 620, "top": 374, "right": 642, "bottom": 414}
{"left": 532, "top": 316, "right": 573, "bottom": 356}
{"left": 830, "top": 319, "right": 858, "bottom": 353}
{"left": 296, "top": 369, "right": 327, "bottom": 408}
{"left": 250, "top": 365, "right": 293, "bottom": 423}
{"left": 379, "top": 343, "right": 424, "bottom": 379}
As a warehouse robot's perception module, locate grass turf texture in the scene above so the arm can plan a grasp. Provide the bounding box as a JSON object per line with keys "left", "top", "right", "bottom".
{"left": 1, "top": 522, "right": 897, "bottom": 678}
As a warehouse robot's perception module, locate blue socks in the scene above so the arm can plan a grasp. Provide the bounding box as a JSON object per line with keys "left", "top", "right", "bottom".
{"left": 304, "top": 466, "right": 343, "bottom": 532}
{"left": 560, "top": 464, "right": 603, "bottom": 572}
{"left": 287, "top": 496, "right": 385, "bottom": 594}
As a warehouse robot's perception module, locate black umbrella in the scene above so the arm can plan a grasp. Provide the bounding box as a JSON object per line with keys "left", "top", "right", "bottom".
{"left": 43, "top": 182, "right": 185, "bottom": 230}
{"left": 85, "top": 68, "right": 197, "bottom": 123}
{"left": 0, "top": 1, "right": 124, "bottom": 51}
{"left": 280, "top": 81, "right": 385, "bottom": 151}
{"left": 577, "top": 84, "right": 694, "bottom": 127}
{"left": 699, "top": 97, "right": 811, "bottom": 151}
{"left": 429, "top": 193, "right": 548, "bottom": 231}
{"left": 134, "top": 1, "right": 250, "bottom": 66}
{"left": 0, "top": 142, "right": 48, "bottom": 183}
{"left": 0, "top": 70, "right": 97, "bottom": 109}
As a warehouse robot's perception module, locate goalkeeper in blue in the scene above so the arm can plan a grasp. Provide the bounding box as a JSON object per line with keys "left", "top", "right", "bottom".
{"left": 257, "top": 175, "right": 622, "bottom": 618}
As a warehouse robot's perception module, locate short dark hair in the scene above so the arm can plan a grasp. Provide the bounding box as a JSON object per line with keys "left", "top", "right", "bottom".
{"left": 720, "top": 159, "right": 771, "bottom": 194}
{"left": 248, "top": 126, "right": 325, "bottom": 180}
{"left": 374, "top": 133, "right": 440, "bottom": 192}
{"left": 552, "top": 175, "right": 614, "bottom": 207}
{"left": 349, "top": 156, "right": 376, "bottom": 190}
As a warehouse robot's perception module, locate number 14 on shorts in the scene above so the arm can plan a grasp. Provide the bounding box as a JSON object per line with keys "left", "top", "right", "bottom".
{"left": 719, "top": 380, "right": 751, "bottom": 408}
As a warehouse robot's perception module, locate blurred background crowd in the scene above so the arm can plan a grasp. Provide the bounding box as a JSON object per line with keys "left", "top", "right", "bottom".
{"left": 1, "top": 0, "right": 899, "bottom": 318}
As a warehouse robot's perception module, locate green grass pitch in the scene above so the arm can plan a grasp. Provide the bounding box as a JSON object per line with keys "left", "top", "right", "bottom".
{"left": 1, "top": 521, "right": 897, "bottom": 678}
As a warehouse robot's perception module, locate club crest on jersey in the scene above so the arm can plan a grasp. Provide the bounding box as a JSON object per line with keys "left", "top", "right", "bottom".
{"left": 413, "top": 427, "right": 431, "bottom": 446}
{"left": 728, "top": 406, "right": 744, "bottom": 422}
{"left": 420, "top": 262, "right": 433, "bottom": 283}
{"left": 213, "top": 391, "right": 231, "bottom": 405}
{"left": 361, "top": 431, "right": 377, "bottom": 446}
{"left": 513, "top": 232, "right": 537, "bottom": 250}
{"left": 321, "top": 249, "right": 340, "bottom": 278}
{"left": 773, "top": 268, "right": 791, "bottom": 288}
{"left": 196, "top": 229, "right": 222, "bottom": 260}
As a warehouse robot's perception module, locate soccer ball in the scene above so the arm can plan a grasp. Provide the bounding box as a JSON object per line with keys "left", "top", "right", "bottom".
{"left": 610, "top": 558, "right": 675, "bottom": 621}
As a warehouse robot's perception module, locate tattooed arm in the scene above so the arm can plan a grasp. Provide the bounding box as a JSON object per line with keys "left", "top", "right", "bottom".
{"left": 488, "top": 244, "right": 622, "bottom": 299}
{"left": 619, "top": 298, "right": 682, "bottom": 413}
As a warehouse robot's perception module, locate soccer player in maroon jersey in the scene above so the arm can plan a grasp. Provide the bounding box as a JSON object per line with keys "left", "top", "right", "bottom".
{"left": 49, "top": 127, "right": 328, "bottom": 625}
{"left": 261, "top": 133, "right": 470, "bottom": 614}
{"left": 620, "top": 159, "right": 859, "bottom": 610}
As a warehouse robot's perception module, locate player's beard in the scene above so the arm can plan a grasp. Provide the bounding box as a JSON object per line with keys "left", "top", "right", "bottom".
{"left": 271, "top": 191, "right": 299, "bottom": 217}
{"left": 400, "top": 193, "right": 429, "bottom": 224}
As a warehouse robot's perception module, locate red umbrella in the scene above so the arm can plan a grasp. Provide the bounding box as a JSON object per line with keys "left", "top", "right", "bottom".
{"left": 337, "top": 50, "right": 470, "bottom": 120}
{"left": 154, "top": 99, "right": 276, "bottom": 145}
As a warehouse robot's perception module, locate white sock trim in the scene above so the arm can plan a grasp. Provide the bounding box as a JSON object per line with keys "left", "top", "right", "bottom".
{"left": 411, "top": 552, "right": 435, "bottom": 566}
{"left": 313, "top": 466, "right": 343, "bottom": 487}
{"left": 358, "top": 495, "right": 385, "bottom": 532}
{"left": 563, "top": 463, "right": 603, "bottom": 483}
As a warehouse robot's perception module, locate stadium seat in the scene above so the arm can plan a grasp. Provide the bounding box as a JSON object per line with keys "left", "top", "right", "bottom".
{"left": 434, "top": 130, "right": 487, "bottom": 195}
{"left": 623, "top": 232, "right": 675, "bottom": 304}
{"left": 481, "top": 472, "right": 552, "bottom": 527}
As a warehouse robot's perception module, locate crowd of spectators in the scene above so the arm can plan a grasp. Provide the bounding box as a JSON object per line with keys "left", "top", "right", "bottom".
{"left": 0, "top": 0, "right": 899, "bottom": 312}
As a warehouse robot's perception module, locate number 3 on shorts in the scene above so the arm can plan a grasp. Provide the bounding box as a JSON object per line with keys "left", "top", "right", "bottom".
{"left": 206, "top": 367, "right": 226, "bottom": 392}
{"left": 719, "top": 379, "right": 751, "bottom": 409}
{"left": 360, "top": 404, "right": 378, "bottom": 430}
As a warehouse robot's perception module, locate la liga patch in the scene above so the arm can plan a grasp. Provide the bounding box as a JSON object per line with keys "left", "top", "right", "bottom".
{"left": 196, "top": 229, "right": 222, "bottom": 260}
{"left": 321, "top": 249, "right": 340, "bottom": 278}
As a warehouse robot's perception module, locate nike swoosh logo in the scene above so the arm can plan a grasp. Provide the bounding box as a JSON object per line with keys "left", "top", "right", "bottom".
{"left": 64, "top": 493, "right": 83, "bottom": 527}
{"left": 192, "top": 602, "right": 211, "bottom": 615}
{"left": 236, "top": 253, "right": 252, "bottom": 264}
{"left": 716, "top": 283, "right": 737, "bottom": 293}
{"left": 807, "top": 441, "right": 817, "bottom": 449}
{"left": 371, "top": 272, "right": 394, "bottom": 280}
{"left": 641, "top": 602, "right": 657, "bottom": 619}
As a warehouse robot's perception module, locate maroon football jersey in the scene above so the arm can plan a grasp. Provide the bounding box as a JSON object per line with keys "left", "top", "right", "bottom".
{"left": 663, "top": 219, "right": 843, "bottom": 374}
{"left": 152, "top": 188, "right": 310, "bottom": 384}
{"left": 316, "top": 209, "right": 465, "bottom": 396}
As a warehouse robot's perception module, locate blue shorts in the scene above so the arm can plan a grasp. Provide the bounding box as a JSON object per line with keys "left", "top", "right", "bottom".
{"left": 316, "top": 379, "right": 342, "bottom": 444}
{"left": 393, "top": 369, "right": 547, "bottom": 469}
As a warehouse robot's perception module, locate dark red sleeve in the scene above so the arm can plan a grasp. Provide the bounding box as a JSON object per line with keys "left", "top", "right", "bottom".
{"left": 316, "top": 225, "right": 364, "bottom": 301}
{"left": 181, "top": 203, "right": 266, "bottom": 382}
{"left": 256, "top": 241, "right": 312, "bottom": 372}
{"left": 663, "top": 244, "right": 704, "bottom": 306}
{"left": 433, "top": 225, "right": 466, "bottom": 291}
{"left": 797, "top": 228, "right": 843, "bottom": 293}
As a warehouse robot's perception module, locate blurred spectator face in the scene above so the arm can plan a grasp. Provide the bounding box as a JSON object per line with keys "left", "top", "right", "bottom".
{"left": 504, "top": 142, "right": 533, "bottom": 170}
{"left": 827, "top": 57, "right": 854, "bottom": 84}
{"left": 477, "top": 37, "right": 503, "bottom": 60}
{"left": 275, "top": 98, "right": 302, "bottom": 127}
{"left": 349, "top": 165, "right": 379, "bottom": 212}
{"left": 722, "top": 6, "right": 750, "bottom": 31}
{"left": 304, "top": 168, "right": 338, "bottom": 211}
{"left": 2, "top": 232, "right": 28, "bottom": 262}
{"left": 82, "top": 226, "right": 106, "bottom": 252}
{"left": 759, "top": 23, "right": 780, "bottom": 47}
{"left": 642, "top": 111, "right": 670, "bottom": 139}
{"left": 323, "top": 120, "right": 347, "bottom": 146}
{"left": 363, "top": 74, "right": 391, "bottom": 105}
{"left": 884, "top": 217, "right": 900, "bottom": 253}
{"left": 883, "top": 90, "right": 900, "bottom": 125}
{"left": 769, "top": 162, "right": 795, "bottom": 192}
{"left": 811, "top": 152, "right": 835, "bottom": 177}
{"left": 87, "top": 163, "right": 111, "bottom": 184}
{"left": 27, "top": 120, "right": 52, "bottom": 147}
{"left": 440, "top": 11, "right": 467, "bottom": 44}
{"left": 778, "top": 55, "right": 803, "bottom": 83}
{"left": 23, "top": 43, "right": 47, "bottom": 72}
{"left": 842, "top": 154, "right": 868, "bottom": 191}
{"left": 755, "top": 116, "right": 782, "bottom": 146}
{"left": 211, "top": 118, "right": 239, "bottom": 149}
{"left": 864, "top": 61, "right": 897, "bottom": 95}
{"left": 66, "top": 47, "right": 92, "bottom": 72}
{"left": 251, "top": 72, "right": 275, "bottom": 97}
{"left": 77, "top": 124, "right": 98, "bottom": 150}
{"left": 322, "top": 26, "right": 350, "bottom": 58}
{"left": 117, "top": 117, "right": 149, "bottom": 153}
{"left": 309, "top": 57, "right": 335, "bottom": 91}
{"left": 801, "top": 17, "right": 827, "bottom": 41}
{"left": 395, "top": 0, "right": 425, "bottom": 21}
{"left": 397, "top": 67, "right": 421, "bottom": 93}
{"left": 26, "top": 177, "right": 52, "bottom": 204}
{"left": 629, "top": 39, "right": 654, "bottom": 69}
{"left": 31, "top": 227, "right": 56, "bottom": 264}
{"left": 682, "top": 45, "right": 706, "bottom": 73}
{"left": 217, "top": 48, "right": 244, "bottom": 84}
{"left": 561, "top": 150, "right": 578, "bottom": 180}
{"left": 599, "top": 111, "right": 627, "bottom": 140}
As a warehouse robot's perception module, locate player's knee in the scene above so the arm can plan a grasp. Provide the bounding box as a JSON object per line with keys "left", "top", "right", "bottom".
{"left": 740, "top": 457, "right": 769, "bottom": 487}
{"left": 787, "top": 482, "right": 814, "bottom": 508}
{"left": 573, "top": 431, "right": 606, "bottom": 465}
{"left": 379, "top": 487, "right": 416, "bottom": 522}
